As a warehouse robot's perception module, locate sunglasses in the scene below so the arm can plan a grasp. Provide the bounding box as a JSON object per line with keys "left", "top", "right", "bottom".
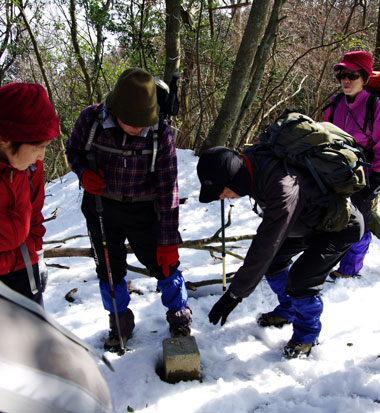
{"left": 336, "top": 72, "right": 360, "bottom": 81}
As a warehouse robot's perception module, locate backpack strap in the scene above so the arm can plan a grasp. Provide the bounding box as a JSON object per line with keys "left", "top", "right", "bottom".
{"left": 21, "top": 164, "right": 39, "bottom": 295}
{"left": 325, "top": 92, "right": 378, "bottom": 136}
{"left": 85, "top": 119, "right": 100, "bottom": 152}
{"left": 322, "top": 92, "right": 345, "bottom": 123}
{"left": 243, "top": 144, "right": 276, "bottom": 193}
{"left": 304, "top": 156, "right": 329, "bottom": 194}
{"left": 19, "top": 243, "right": 38, "bottom": 295}
{"left": 85, "top": 105, "right": 164, "bottom": 174}
{"left": 90, "top": 143, "right": 155, "bottom": 157}
{"left": 26, "top": 164, "right": 37, "bottom": 192}
{"left": 363, "top": 92, "right": 379, "bottom": 133}
{"left": 150, "top": 118, "right": 164, "bottom": 173}
{"left": 84, "top": 104, "right": 104, "bottom": 152}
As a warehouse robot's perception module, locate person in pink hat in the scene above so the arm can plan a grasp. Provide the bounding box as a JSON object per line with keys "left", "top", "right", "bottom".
{"left": 325, "top": 51, "right": 380, "bottom": 279}
{"left": 0, "top": 82, "right": 60, "bottom": 305}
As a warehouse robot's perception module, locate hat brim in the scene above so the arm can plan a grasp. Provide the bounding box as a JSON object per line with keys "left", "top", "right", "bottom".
{"left": 199, "top": 183, "right": 224, "bottom": 203}
{"left": 333, "top": 62, "right": 362, "bottom": 72}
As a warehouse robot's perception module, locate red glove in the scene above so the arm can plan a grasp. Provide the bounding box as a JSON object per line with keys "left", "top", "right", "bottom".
{"left": 82, "top": 169, "right": 106, "bottom": 195}
{"left": 157, "top": 245, "right": 179, "bottom": 277}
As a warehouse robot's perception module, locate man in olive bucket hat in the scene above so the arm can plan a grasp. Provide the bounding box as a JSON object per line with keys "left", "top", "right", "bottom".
{"left": 66, "top": 68, "right": 192, "bottom": 352}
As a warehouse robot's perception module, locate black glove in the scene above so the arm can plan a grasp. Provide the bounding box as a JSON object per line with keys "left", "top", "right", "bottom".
{"left": 208, "top": 289, "right": 242, "bottom": 326}
{"left": 362, "top": 171, "right": 380, "bottom": 201}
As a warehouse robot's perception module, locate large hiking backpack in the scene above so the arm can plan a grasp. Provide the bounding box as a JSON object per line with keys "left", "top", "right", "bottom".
{"left": 246, "top": 110, "right": 367, "bottom": 232}
{"left": 324, "top": 71, "right": 380, "bottom": 134}
{"left": 0, "top": 282, "right": 112, "bottom": 413}
{"left": 366, "top": 70, "right": 380, "bottom": 93}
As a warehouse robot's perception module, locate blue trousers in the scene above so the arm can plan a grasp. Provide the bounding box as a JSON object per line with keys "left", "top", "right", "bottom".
{"left": 266, "top": 270, "right": 323, "bottom": 343}
{"left": 291, "top": 295, "right": 323, "bottom": 343}
{"left": 265, "top": 270, "right": 294, "bottom": 322}
{"left": 99, "top": 278, "right": 130, "bottom": 314}
{"left": 262, "top": 206, "right": 363, "bottom": 344}
{"left": 157, "top": 270, "right": 188, "bottom": 311}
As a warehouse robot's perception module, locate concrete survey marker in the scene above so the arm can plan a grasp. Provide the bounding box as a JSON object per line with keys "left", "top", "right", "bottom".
{"left": 162, "top": 336, "right": 201, "bottom": 383}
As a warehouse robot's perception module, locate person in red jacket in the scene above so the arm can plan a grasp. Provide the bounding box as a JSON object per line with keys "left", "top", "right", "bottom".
{"left": 0, "top": 83, "right": 60, "bottom": 306}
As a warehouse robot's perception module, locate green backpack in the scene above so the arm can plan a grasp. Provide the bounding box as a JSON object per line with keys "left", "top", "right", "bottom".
{"left": 246, "top": 110, "right": 368, "bottom": 232}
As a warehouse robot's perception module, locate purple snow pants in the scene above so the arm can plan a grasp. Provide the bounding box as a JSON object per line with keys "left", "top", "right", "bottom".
{"left": 337, "top": 231, "right": 372, "bottom": 276}
{"left": 337, "top": 188, "right": 374, "bottom": 276}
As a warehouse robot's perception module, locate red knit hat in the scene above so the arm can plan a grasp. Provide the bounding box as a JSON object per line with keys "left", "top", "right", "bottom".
{"left": 333, "top": 51, "right": 373, "bottom": 77}
{"left": 0, "top": 82, "right": 60, "bottom": 142}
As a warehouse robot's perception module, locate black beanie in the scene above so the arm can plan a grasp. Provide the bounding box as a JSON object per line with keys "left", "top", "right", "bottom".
{"left": 197, "top": 146, "right": 252, "bottom": 203}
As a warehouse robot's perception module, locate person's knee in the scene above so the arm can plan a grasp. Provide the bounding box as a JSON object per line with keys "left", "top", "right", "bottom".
{"left": 266, "top": 263, "right": 291, "bottom": 277}
{"left": 347, "top": 205, "right": 365, "bottom": 242}
{"left": 285, "top": 268, "right": 323, "bottom": 298}
{"left": 286, "top": 282, "right": 323, "bottom": 299}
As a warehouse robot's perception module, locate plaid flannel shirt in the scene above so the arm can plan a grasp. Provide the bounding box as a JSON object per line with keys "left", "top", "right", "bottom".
{"left": 66, "top": 104, "right": 182, "bottom": 246}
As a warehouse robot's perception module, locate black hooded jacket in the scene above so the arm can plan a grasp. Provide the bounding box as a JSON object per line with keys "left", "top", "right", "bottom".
{"left": 230, "top": 151, "right": 328, "bottom": 298}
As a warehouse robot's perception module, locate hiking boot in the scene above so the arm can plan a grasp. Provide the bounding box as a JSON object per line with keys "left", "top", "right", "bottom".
{"left": 283, "top": 340, "right": 315, "bottom": 359}
{"left": 166, "top": 305, "right": 192, "bottom": 338}
{"left": 257, "top": 312, "right": 291, "bottom": 328}
{"left": 104, "top": 309, "right": 135, "bottom": 352}
{"left": 170, "top": 325, "right": 191, "bottom": 338}
{"left": 104, "top": 330, "right": 129, "bottom": 352}
{"left": 329, "top": 271, "right": 361, "bottom": 280}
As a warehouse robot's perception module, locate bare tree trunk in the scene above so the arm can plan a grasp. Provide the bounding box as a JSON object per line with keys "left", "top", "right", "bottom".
{"left": 193, "top": 0, "right": 205, "bottom": 151}
{"left": 176, "top": 6, "right": 196, "bottom": 148}
{"left": 164, "top": 0, "right": 181, "bottom": 85}
{"left": 18, "top": 6, "right": 53, "bottom": 103}
{"left": 92, "top": 0, "right": 112, "bottom": 103}
{"left": 200, "top": 0, "right": 271, "bottom": 153}
{"left": 205, "top": 0, "right": 218, "bottom": 122}
{"left": 0, "top": 2, "right": 21, "bottom": 87}
{"left": 69, "top": 0, "right": 93, "bottom": 105}
{"left": 18, "top": 3, "right": 69, "bottom": 172}
{"left": 230, "top": 0, "right": 285, "bottom": 149}
{"left": 231, "top": 0, "right": 243, "bottom": 51}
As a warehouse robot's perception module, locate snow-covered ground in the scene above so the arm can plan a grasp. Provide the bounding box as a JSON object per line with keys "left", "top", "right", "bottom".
{"left": 42, "top": 149, "right": 380, "bottom": 413}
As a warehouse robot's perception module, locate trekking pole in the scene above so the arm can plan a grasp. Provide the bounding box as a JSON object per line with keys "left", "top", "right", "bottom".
{"left": 221, "top": 199, "right": 227, "bottom": 292}
{"left": 87, "top": 153, "right": 125, "bottom": 355}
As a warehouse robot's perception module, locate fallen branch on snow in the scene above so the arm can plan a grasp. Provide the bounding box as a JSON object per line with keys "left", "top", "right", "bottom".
{"left": 43, "top": 205, "right": 254, "bottom": 288}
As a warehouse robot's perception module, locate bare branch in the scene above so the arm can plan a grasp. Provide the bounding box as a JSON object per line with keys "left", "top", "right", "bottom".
{"left": 43, "top": 208, "right": 58, "bottom": 223}
{"left": 43, "top": 235, "right": 88, "bottom": 245}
